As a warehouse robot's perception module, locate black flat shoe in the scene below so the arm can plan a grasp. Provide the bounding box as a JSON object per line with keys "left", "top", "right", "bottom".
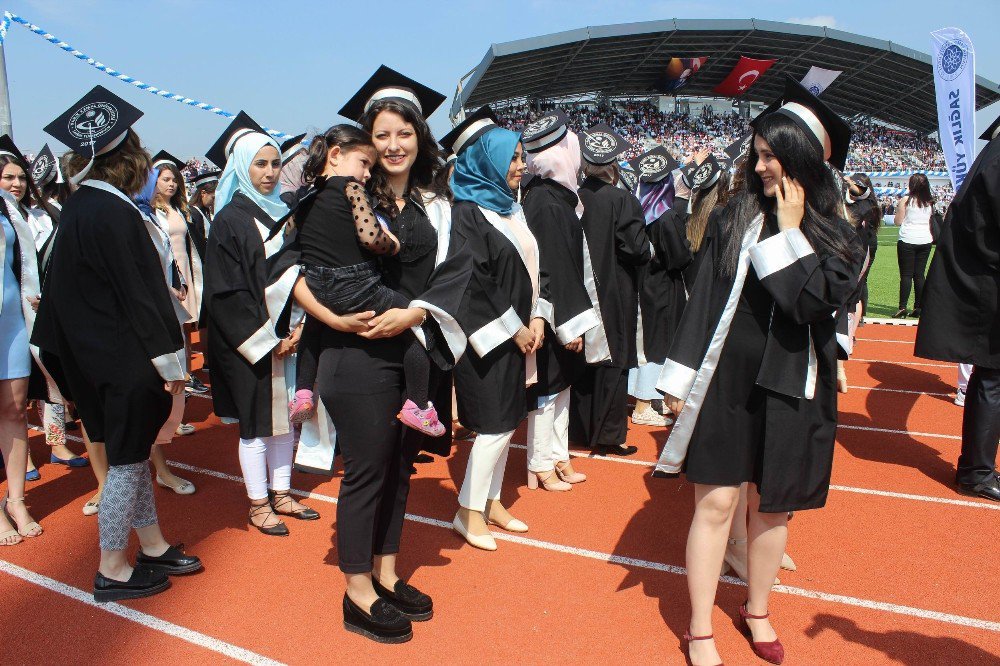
{"left": 909, "top": 307, "right": 922, "bottom": 318}
{"left": 595, "top": 444, "right": 638, "bottom": 457}
{"left": 892, "top": 308, "right": 908, "bottom": 319}
{"left": 342, "top": 593, "right": 412, "bottom": 644}
{"left": 957, "top": 474, "right": 1000, "bottom": 502}
{"left": 270, "top": 491, "right": 320, "bottom": 521}
{"left": 249, "top": 503, "right": 289, "bottom": 536}
{"left": 372, "top": 577, "right": 433, "bottom": 621}
{"left": 136, "top": 543, "right": 203, "bottom": 575}
{"left": 414, "top": 453, "right": 434, "bottom": 464}
{"left": 94, "top": 566, "right": 170, "bottom": 603}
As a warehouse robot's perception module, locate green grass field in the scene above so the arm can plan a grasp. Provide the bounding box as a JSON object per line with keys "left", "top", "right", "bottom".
{"left": 864, "top": 225, "right": 934, "bottom": 318}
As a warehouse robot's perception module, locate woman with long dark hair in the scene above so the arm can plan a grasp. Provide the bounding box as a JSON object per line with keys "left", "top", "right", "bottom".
{"left": 33, "top": 86, "right": 201, "bottom": 598}
{"left": 893, "top": 172, "right": 935, "bottom": 318}
{"left": 656, "top": 77, "right": 863, "bottom": 666}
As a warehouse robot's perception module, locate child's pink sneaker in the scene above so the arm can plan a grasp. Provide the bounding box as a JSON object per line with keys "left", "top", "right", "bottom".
{"left": 397, "top": 400, "right": 446, "bottom": 437}
{"left": 289, "top": 389, "right": 315, "bottom": 424}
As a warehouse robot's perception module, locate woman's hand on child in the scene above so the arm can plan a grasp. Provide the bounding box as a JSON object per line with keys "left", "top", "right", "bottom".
{"left": 359, "top": 307, "right": 426, "bottom": 339}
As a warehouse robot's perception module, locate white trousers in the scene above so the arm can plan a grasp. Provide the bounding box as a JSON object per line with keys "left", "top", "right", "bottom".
{"left": 458, "top": 430, "right": 515, "bottom": 512}
{"left": 238, "top": 433, "right": 294, "bottom": 500}
{"left": 958, "top": 363, "right": 973, "bottom": 392}
{"left": 526, "top": 389, "right": 570, "bottom": 473}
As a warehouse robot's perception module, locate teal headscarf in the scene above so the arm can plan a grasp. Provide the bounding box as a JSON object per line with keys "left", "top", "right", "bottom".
{"left": 214, "top": 132, "right": 289, "bottom": 221}
{"left": 450, "top": 128, "right": 521, "bottom": 215}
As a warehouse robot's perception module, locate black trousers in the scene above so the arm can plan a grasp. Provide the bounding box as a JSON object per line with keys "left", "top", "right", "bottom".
{"left": 958, "top": 366, "right": 1000, "bottom": 485}
{"left": 896, "top": 241, "right": 932, "bottom": 310}
{"left": 315, "top": 332, "right": 419, "bottom": 574}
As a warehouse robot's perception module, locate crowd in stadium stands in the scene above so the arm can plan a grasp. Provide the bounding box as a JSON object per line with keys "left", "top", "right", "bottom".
{"left": 497, "top": 100, "right": 952, "bottom": 214}
{"left": 496, "top": 100, "right": 947, "bottom": 173}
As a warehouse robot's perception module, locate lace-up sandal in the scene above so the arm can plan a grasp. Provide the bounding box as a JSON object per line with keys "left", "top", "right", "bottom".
{"left": 248, "top": 502, "right": 289, "bottom": 536}
{"left": 270, "top": 490, "right": 319, "bottom": 520}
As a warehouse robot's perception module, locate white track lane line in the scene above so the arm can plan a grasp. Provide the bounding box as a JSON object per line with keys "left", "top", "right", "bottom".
{"left": 836, "top": 424, "right": 960, "bottom": 440}
{"left": 0, "top": 560, "right": 284, "bottom": 665}
{"left": 165, "top": 460, "right": 1000, "bottom": 633}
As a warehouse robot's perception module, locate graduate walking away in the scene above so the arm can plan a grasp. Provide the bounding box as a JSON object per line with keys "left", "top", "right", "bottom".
{"left": 915, "top": 115, "right": 1000, "bottom": 503}
{"left": 657, "top": 77, "right": 864, "bottom": 666}
{"left": 32, "top": 86, "right": 202, "bottom": 600}
{"left": 203, "top": 112, "right": 318, "bottom": 537}
{"left": 571, "top": 127, "right": 650, "bottom": 456}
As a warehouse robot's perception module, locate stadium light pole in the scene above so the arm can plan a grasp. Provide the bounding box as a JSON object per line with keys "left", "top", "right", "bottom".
{"left": 0, "top": 42, "right": 11, "bottom": 138}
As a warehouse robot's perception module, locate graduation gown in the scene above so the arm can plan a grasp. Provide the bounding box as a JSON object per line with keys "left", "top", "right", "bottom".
{"left": 30, "top": 181, "right": 185, "bottom": 464}
{"left": 521, "top": 177, "right": 603, "bottom": 401}
{"left": 641, "top": 197, "right": 692, "bottom": 364}
{"left": 655, "top": 211, "right": 863, "bottom": 512}
{"left": 915, "top": 137, "right": 1000, "bottom": 369}
{"left": 203, "top": 191, "right": 299, "bottom": 439}
{"left": 571, "top": 177, "right": 650, "bottom": 447}
{"left": 434, "top": 200, "right": 538, "bottom": 435}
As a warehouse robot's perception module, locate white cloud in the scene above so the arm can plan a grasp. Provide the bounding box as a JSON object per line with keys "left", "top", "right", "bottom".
{"left": 787, "top": 15, "right": 838, "bottom": 29}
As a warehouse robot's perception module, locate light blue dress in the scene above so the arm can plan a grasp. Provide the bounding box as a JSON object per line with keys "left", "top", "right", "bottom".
{"left": 0, "top": 213, "right": 30, "bottom": 380}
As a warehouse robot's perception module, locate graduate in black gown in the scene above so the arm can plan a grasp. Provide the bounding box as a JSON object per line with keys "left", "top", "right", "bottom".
{"left": 33, "top": 86, "right": 201, "bottom": 601}
{"left": 626, "top": 146, "right": 679, "bottom": 427}
{"left": 570, "top": 127, "right": 651, "bottom": 456}
{"left": 915, "top": 115, "right": 1000, "bottom": 502}
{"left": 656, "top": 77, "right": 864, "bottom": 666}
{"left": 521, "top": 112, "right": 605, "bottom": 491}
{"left": 202, "top": 112, "right": 318, "bottom": 537}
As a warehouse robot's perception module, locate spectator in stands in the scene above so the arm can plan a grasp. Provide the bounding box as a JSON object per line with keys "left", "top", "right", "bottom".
{"left": 893, "top": 173, "right": 935, "bottom": 318}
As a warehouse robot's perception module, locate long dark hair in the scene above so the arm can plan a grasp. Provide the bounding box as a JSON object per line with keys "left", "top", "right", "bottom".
{"left": 0, "top": 154, "right": 60, "bottom": 220}
{"left": 153, "top": 163, "right": 189, "bottom": 218}
{"left": 187, "top": 181, "right": 215, "bottom": 211}
{"left": 360, "top": 99, "right": 448, "bottom": 216}
{"left": 907, "top": 173, "right": 933, "bottom": 208}
{"left": 849, "top": 172, "right": 882, "bottom": 232}
{"left": 301, "top": 124, "right": 373, "bottom": 185}
{"left": 719, "top": 113, "right": 857, "bottom": 277}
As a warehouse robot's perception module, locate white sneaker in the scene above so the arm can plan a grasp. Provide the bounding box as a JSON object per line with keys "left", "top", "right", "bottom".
{"left": 954, "top": 389, "right": 966, "bottom": 407}
{"left": 631, "top": 409, "right": 673, "bottom": 426}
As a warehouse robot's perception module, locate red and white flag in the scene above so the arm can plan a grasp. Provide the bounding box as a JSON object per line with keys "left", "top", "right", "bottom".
{"left": 713, "top": 56, "right": 777, "bottom": 96}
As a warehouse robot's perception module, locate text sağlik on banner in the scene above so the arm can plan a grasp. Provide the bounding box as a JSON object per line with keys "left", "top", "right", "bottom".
{"left": 931, "top": 27, "right": 977, "bottom": 190}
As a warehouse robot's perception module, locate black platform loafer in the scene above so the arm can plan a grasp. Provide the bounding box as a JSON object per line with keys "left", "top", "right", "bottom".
{"left": 958, "top": 474, "right": 1000, "bottom": 502}
{"left": 136, "top": 543, "right": 203, "bottom": 575}
{"left": 94, "top": 565, "right": 170, "bottom": 603}
{"left": 595, "top": 444, "right": 639, "bottom": 457}
{"left": 372, "top": 577, "right": 433, "bottom": 621}
{"left": 343, "top": 593, "right": 412, "bottom": 644}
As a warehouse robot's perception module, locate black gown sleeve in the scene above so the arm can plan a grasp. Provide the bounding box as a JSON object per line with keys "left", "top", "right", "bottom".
{"left": 205, "top": 213, "right": 279, "bottom": 366}
{"left": 617, "top": 195, "right": 652, "bottom": 266}
{"left": 81, "top": 206, "right": 186, "bottom": 382}
{"left": 748, "top": 225, "right": 863, "bottom": 326}
{"left": 648, "top": 208, "right": 692, "bottom": 272}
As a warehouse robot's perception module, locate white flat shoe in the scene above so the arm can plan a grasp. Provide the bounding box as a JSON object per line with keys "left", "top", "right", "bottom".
{"left": 630, "top": 409, "right": 673, "bottom": 427}
{"left": 452, "top": 513, "right": 496, "bottom": 551}
{"left": 780, "top": 552, "right": 797, "bottom": 571}
{"left": 82, "top": 497, "right": 100, "bottom": 516}
{"left": 156, "top": 475, "right": 196, "bottom": 495}
{"left": 488, "top": 516, "right": 528, "bottom": 533}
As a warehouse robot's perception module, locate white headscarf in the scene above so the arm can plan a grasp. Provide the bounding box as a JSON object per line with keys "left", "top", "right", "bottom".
{"left": 214, "top": 132, "right": 289, "bottom": 221}
{"left": 526, "top": 130, "right": 583, "bottom": 214}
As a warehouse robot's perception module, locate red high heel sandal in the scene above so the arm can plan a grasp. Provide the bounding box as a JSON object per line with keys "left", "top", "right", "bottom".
{"left": 739, "top": 603, "right": 785, "bottom": 665}
{"left": 683, "top": 631, "right": 723, "bottom": 666}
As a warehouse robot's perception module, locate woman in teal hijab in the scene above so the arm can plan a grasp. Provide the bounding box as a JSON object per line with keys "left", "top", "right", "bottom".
{"left": 442, "top": 127, "right": 547, "bottom": 552}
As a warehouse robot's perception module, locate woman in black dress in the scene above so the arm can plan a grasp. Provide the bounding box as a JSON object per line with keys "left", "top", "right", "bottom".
{"left": 657, "top": 78, "right": 864, "bottom": 666}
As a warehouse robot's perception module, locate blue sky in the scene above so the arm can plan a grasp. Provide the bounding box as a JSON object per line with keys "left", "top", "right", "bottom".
{"left": 4, "top": 0, "right": 999, "bottom": 160}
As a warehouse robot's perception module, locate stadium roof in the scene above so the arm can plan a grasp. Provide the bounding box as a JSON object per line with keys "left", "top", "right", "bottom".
{"left": 451, "top": 18, "right": 1000, "bottom": 134}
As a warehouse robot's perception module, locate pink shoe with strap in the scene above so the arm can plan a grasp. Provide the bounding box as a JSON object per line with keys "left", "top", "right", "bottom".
{"left": 398, "top": 400, "right": 446, "bottom": 437}
{"left": 288, "top": 390, "right": 315, "bottom": 424}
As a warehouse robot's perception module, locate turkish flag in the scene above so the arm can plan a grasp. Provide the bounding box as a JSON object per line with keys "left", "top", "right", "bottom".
{"left": 713, "top": 56, "right": 777, "bottom": 96}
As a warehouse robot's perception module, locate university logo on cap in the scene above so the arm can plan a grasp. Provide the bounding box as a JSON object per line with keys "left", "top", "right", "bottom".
{"left": 628, "top": 146, "right": 679, "bottom": 184}
{"left": 31, "top": 144, "right": 58, "bottom": 186}
{"left": 522, "top": 109, "right": 568, "bottom": 153}
{"left": 581, "top": 123, "right": 629, "bottom": 165}
{"left": 43, "top": 85, "right": 143, "bottom": 157}
{"left": 618, "top": 167, "right": 638, "bottom": 192}
{"left": 683, "top": 154, "right": 723, "bottom": 192}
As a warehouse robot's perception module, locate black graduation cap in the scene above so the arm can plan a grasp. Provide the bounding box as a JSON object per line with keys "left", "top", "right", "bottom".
{"left": 628, "top": 146, "right": 679, "bottom": 183}
{"left": 338, "top": 65, "right": 446, "bottom": 122}
{"left": 580, "top": 123, "right": 630, "bottom": 165}
{"left": 682, "top": 154, "right": 723, "bottom": 193}
{"left": 724, "top": 132, "right": 754, "bottom": 167}
{"left": 280, "top": 133, "right": 307, "bottom": 165}
{"left": 751, "top": 75, "right": 851, "bottom": 171}
{"left": 151, "top": 150, "right": 184, "bottom": 171}
{"left": 618, "top": 167, "right": 639, "bottom": 192}
{"left": 440, "top": 106, "right": 499, "bottom": 156}
{"left": 192, "top": 169, "right": 221, "bottom": 189}
{"left": 43, "top": 85, "right": 143, "bottom": 158}
{"left": 521, "top": 109, "right": 569, "bottom": 153}
{"left": 0, "top": 134, "right": 27, "bottom": 167}
{"left": 980, "top": 113, "right": 1000, "bottom": 142}
{"left": 205, "top": 111, "right": 270, "bottom": 169}
{"left": 30, "top": 144, "right": 59, "bottom": 186}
